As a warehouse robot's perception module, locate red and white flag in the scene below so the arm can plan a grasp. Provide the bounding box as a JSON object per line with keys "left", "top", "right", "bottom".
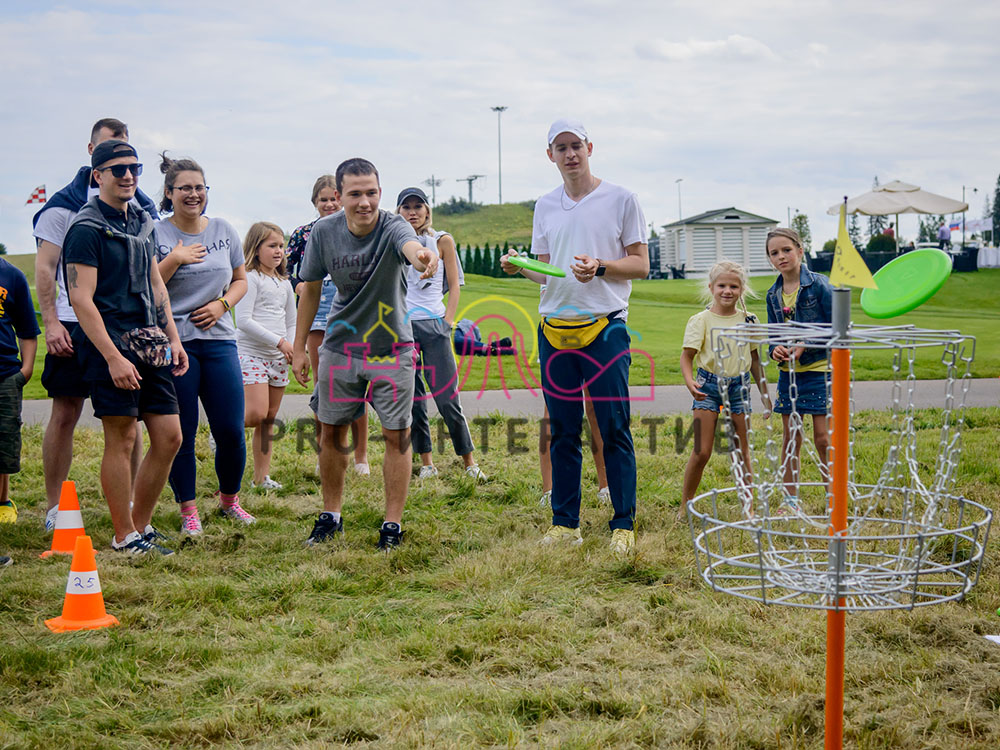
{"left": 26, "top": 185, "right": 47, "bottom": 205}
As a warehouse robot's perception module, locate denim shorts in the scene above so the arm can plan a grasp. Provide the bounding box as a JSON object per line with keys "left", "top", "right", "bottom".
{"left": 692, "top": 368, "right": 751, "bottom": 414}
{"left": 310, "top": 279, "right": 336, "bottom": 332}
{"left": 774, "top": 369, "right": 829, "bottom": 415}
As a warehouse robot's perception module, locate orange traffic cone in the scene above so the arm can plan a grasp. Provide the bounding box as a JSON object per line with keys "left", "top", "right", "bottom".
{"left": 40, "top": 481, "right": 87, "bottom": 559}
{"left": 45, "top": 535, "right": 119, "bottom": 633}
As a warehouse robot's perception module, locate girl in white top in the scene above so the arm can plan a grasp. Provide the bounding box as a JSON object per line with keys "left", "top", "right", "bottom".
{"left": 236, "top": 222, "right": 296, "bottom": 490}
{"left": 680, "top": 261, "right": 770, "bottom": 519}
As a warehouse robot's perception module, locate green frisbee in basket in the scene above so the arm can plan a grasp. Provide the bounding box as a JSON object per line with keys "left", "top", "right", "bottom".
{"left": 508, "top": 255, "right": 567, "bottom": 277}
{"left": 860, "top": 248, "right": 952, "bottom": 319}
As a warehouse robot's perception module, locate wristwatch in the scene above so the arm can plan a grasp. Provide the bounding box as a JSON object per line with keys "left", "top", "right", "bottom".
{"left": 595, "top": 260, "right": 607, "bottom": 277}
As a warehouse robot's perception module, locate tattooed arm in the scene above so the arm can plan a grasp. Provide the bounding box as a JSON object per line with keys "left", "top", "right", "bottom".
{"left": 67, "top": 261, "right": 143, "bottom": 390}
{"left": 150, "top": 255, "right": 188, "bottom": 376}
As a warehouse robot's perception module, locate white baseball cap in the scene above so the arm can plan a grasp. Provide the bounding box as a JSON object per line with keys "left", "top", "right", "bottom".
{"left": 547, "top": 118, "right": 588, "bottom": 146}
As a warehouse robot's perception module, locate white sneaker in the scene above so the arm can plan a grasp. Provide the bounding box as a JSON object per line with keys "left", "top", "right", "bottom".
{"left": 597, "top": 487, "right": 611, "bottom": 505}
{"left": 418, "top": 465, "right": 438, "bottom": 479}
{"left": 44, "top": 506, "right": 59, "bottom": 533}
{"left": 465, "top": 465, "right": 488, "bottom": 482}
{"left": 355, "top": 462, "right": 371, "bottom": 476}
{"left": 253, "top": 476, "right": 282, "bottom": 490}
{"left": 538, "top": 490, "right": 552, "bottom": 506}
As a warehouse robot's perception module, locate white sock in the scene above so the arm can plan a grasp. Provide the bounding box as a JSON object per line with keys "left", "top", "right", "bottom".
{"left": 330, "top": 512, "right": 341, "bottom": 523}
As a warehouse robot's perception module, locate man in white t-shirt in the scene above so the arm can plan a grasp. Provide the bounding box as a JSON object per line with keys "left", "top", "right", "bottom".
{"left": 32, "top": 118, "right": 156, "bottom": 530}
{"left": 502, "top": 118, "right": 649, "bottom": 560}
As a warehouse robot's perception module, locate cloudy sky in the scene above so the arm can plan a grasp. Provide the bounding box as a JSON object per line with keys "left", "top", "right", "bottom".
{"left": 2, "top": 0, "right": 998, "bottom": 255}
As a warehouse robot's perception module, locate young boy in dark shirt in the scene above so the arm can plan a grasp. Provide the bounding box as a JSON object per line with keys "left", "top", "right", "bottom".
{"left": 0, "top": 256, "right": 41, "bottom": 531}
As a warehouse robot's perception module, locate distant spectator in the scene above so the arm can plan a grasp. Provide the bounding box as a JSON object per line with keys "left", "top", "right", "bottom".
{"left": 938, "top": 222, "right": 951, "bottom": 250}
{"left": 883, "top": 223, "right": 894, "bottom": 238}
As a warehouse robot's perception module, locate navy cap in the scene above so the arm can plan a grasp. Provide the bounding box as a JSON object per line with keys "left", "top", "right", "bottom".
{"left": 91, "top": 139, "right": 137, "bottom": 168}
{"left": 396, "top": 186, "right": 429, "bottom": 208}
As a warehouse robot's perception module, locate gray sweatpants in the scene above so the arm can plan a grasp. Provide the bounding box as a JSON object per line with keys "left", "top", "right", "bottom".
{"left": 411, "top": 318, "right": 475, "bottom": 456}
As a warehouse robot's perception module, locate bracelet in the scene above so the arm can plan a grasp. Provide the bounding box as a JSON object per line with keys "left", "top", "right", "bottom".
{"left": 217, "top": 297, "right": 231, "bottom": 312}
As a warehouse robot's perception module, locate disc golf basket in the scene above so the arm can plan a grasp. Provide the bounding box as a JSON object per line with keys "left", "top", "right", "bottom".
{"left": 686, "top": 285, "right": 992, "bottom": 749}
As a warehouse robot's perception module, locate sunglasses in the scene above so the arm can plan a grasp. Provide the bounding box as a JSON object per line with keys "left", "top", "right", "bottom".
{"left": 96, "top": 163, "right": 143, "bottom": 178}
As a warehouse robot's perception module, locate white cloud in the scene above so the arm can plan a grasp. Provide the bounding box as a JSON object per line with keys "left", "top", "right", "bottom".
{"left": 637, "top": 34, "right": 779, "bottom": 62}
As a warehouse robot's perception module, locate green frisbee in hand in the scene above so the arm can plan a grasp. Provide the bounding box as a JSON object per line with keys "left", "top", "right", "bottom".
{"left": 860, "top": 248, "right": 952, "bottom": 319}
{"left": 508, "top": 255, "right": 567, "bottom": 278}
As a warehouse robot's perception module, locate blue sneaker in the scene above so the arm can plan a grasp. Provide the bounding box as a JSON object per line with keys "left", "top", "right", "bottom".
{"left": 112, "top": 531, "right": 174, "bottom": 556}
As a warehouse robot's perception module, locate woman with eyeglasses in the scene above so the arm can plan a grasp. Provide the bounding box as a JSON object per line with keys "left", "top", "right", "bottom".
{"left": 287, "top": 175, "right": 369, "bottom": 476}
{"left": 154, "top": 153, "right": 252, "bottom": 536}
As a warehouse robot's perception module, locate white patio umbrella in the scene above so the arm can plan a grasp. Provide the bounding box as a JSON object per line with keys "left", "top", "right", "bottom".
{"left": 827, "top": 180, "right": 969, "bottom": 251}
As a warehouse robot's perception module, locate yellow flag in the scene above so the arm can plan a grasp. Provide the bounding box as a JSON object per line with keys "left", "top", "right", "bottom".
{"left": 830, "top": 203, "right": 877, "bottom": 289}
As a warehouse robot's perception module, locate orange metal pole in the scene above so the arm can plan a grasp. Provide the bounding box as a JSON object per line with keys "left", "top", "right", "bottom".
{"left": 825, "top": 345, "right": 851, "bottom": 750}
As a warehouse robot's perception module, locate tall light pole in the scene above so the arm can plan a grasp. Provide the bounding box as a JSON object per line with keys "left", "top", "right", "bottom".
{"left": 787, "top": 206, "right": 799, "bottom": 227}
{"left": 675, "top": 178, "right": 683, "bottom": 221}
{"left": 962, "top": 185, "right": 977, "bottom": 249}
{"left": 423, "top": 175, "right": 444, "bottom": 206}
{"left": 491, "top": 106, "right": 508, "bottom": 205}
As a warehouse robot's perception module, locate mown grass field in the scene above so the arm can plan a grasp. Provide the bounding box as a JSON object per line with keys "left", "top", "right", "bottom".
{"left": 2, "top": 407, "right": 1000, "bottom": 748}
{"left": 433, "top": 203, "right": 534, "bottom": 248}
{"left": 7, "top": 249, "right": 1000, "bottom": 400}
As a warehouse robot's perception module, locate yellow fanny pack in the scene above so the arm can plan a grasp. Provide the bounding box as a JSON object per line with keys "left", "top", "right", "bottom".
{"left": 541, "top": 315, "right": 611, "bottom": 350}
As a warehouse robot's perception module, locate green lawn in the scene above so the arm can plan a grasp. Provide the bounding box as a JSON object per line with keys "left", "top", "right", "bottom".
{"left": 7, "top": 250, "right": 1000, "bottom": 401}
{"left": 1, "top": 408, "right": 999, "bottom": 748}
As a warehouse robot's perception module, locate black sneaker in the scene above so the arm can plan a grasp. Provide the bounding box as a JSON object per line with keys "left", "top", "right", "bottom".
{"left": 498, "top": 337, "right": 513, "bottom": 348}
{"left": 306, "top": 512, "right": 343, "bottom": 545}
{"left": 377, "top": 522, "right": 404, "bottom": 551}
{"left": 1, "top": 554, "right": 11, "bottom": 567}
{"left": 112, "top": 531, "right": 175, "bottom": 556}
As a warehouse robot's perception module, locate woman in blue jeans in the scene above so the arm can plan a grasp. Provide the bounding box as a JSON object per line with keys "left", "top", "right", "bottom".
{"left": 155, "top": 153, "right": 251, "bottom": 535}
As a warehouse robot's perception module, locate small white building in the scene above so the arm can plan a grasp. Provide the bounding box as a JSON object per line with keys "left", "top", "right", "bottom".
{"left": 660, "top": 208, "right": 778, "bottom": 277}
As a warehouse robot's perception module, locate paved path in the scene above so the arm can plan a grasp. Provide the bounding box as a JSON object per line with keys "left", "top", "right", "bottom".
{"left": 20, "top": 379, "right": 999, "bottom": 430}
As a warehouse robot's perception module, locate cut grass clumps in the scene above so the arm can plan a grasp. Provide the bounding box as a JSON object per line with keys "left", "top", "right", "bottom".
{"left": 0, "top": 409, "right": 998, "bottom": 747}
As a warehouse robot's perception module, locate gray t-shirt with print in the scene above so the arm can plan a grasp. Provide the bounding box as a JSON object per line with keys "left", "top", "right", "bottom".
{"left": 300, "top": 210, "right": 418, "bottom": 358}
{"left": 155, "top": 217, "right": 245, "bottom": 341}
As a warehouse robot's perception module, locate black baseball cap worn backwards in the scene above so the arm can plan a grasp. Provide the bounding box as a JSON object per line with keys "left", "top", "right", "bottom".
{"left": 91, "top": 139, "right": 137, "bottom": 168}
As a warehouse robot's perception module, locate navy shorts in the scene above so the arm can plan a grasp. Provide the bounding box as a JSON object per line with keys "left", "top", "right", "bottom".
{"left": 41, "top": 321, "right": 90, "bottom": 399}
{"left": 77, "top": 338, "right": 179, "bottom": 419}
{"left": 692, "top": 368, "right": 751, "bottom": 414}
{"left": 774, "top": 369, "right": 829, "bottom": 415}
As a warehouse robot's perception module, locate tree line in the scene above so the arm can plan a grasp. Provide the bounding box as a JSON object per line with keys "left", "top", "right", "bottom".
{"left": 456, "top": 241, "right": 526, "bottom": 277}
